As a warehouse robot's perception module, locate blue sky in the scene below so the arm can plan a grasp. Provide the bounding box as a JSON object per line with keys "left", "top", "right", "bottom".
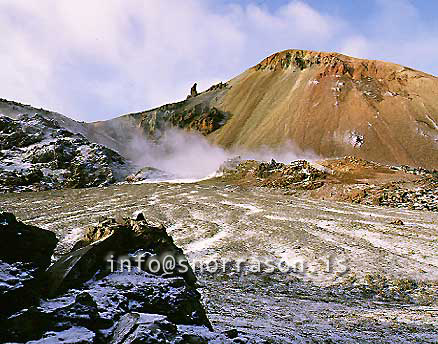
{"left": 0, "top": 0, "right": 437, "bottom": 121}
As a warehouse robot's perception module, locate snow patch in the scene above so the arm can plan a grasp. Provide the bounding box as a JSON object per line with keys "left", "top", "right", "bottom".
{"left": 344, "top": 131, "right": 364, "bottom": 148}
{"left": 220, "top": 201, "right": 262, "bottom": 215}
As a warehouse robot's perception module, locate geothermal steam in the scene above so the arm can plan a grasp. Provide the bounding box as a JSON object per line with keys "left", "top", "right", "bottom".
{"left": 128, "top": 128, "right": 229, "bottom": 179}
{"left": 127, "top": 127, "right": 319, "bottom": 180}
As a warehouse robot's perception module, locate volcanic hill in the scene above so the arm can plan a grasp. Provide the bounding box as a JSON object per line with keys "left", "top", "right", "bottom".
{"left": 1, "top": 49, "right": 437, "bottom": 169}
{"left": 88, "top": 49, "right": 437, "bottom": 169}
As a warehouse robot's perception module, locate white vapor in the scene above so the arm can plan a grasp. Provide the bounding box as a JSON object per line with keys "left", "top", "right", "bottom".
{"left": 125, "top": 127, "right": 320, "bottom": 180}
{"left": 128, "top": 128, "right": 231, "bottom": 179}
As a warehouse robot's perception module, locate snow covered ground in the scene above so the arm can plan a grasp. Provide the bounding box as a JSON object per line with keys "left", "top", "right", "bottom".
{"left": 0, "top": 181, "right": 436, "bottom": 342}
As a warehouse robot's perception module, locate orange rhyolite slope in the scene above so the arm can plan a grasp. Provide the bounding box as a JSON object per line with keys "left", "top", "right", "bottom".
{"left": 207, "top": 50, "right": 438, "bottom": 168}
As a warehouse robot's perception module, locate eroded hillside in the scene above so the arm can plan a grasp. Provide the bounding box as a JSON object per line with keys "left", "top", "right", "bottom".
{"left": 97, "top": 50, "right": 438, "bottom": 169}
{"left": 210, "top": 50, "right": 438, "bottom": 169}
{"left": 2, "top": 49, "right": 437, "bottom": 170}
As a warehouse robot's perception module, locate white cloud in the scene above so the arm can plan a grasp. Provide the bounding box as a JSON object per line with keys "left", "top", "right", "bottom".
{"left": 0, "top": 0, "right": 248, "bottom": 119}
{"left": 278, "top": 1, "right": 339, "bottom": 39}
{"left": 0, "top": 0, "right": 436, "bottom": 121}
{"left": 340, "top": 36, "right": 370, "bottom": 58}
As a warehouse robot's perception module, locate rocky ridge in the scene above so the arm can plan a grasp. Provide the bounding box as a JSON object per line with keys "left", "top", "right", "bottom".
{"left": 216, "top": 156, "right": 438, "bottom": 212}
{"left": 0, "top": 114, "right": 134, "bottom": 193}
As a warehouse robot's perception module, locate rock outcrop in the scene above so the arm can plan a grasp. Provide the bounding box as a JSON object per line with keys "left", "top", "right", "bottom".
{"left": 0, "top": 212, "right": 58, "bottom": 319}
{"left": 219, "top": 157, "right": 438, "bottom": 211}
{"left": 0, "top": 114, "right": 133, "bottom": 193}
{"left": 188, "top": 82, "right": 198, "bottom": 98}
{"left": 0, "top": 212, "right": 234, "bottom": 343}
{"left": 135, "top": 102, "right": 228, "bottom": 138}
{"left": 220, "top": 158, "right": 327, "bottom": 190}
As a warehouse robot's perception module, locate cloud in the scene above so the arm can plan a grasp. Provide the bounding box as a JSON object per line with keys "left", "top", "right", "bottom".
{"left": 0, "top": 0, "right": 436, "bottom": 121}
{"left": 340, "top": 36, "right": 370, "bottom": 58}
{"left": 0, "top": 0, "right": 247, "bottom": 119}
{"left": 341, "top": 0, "right": 438, "bottom": 74}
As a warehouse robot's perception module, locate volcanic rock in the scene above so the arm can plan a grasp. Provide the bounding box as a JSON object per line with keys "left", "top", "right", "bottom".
{"left": 218, "top": 157, "right": 437, "bottom": 211}
{"left": 0, "top": 212, "right": 58, "bottom": 319}
{"left": 0, "top": 114, "right": 134, "bottom": 193}
{"left": 190, "top": 82, "right": 198, "bottom": 97}
{"left": 0, "top": 212, "right": 232, "bottom": 343}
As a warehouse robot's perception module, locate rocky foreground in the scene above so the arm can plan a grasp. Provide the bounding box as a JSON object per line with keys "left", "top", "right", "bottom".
{"left": 0, "top": 180, "right": 437, "bottom": 342}
{"left": 0, "top": 212, "right": 240, "bottom": 343}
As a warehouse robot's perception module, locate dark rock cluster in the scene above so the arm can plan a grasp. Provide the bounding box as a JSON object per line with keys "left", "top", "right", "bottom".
{"left": 0, "top": 114, "right": 131, "bottom": 193}
{"left": 0, "top": 212, "right": 236, "bottom": 343}
{"left": 205, "top": 82, "right": 228, "bottom": 92}
{"left": 256, "top": 160, "right": 326, "bottom": 189}
{"left": 220, "top": 159, "right": 327, "bottom": 190}
{"left": 362, "top": 179, "right": 438, "bottom": 212}
{"left": 138, "top": 102, "right": 228, "bottom": 138}
{"left": 0, "top": 212, "right": 58, "bottom": 318}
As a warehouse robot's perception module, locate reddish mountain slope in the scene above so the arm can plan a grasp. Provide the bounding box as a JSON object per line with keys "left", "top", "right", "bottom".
{"left": 209, "top": 50, "right": 438, "bottom": 168}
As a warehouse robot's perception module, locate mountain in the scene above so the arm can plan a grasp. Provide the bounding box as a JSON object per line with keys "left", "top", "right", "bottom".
{"left": 210, "top": 50, "right": 438, "bottom": 168}
{"left": 94, "top": 49, "right": 437, "bottom": 169}
{"left": 1, "top": 49, "right": 437, "bottom": 169}
{"left": 0, "top": 98, "right": 89, "bottom": 136}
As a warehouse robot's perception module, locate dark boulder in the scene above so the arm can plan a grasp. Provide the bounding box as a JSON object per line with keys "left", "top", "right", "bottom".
{"left": 3, "top": 292, "right": 111, "bottom": 343}
{"left": 1, "top": 212, "right": 233, "bottom": 342}
{"left": 45, "top": 215, "right": 205, "bottom": 327}
{"left": 0, "top": 211, "right": 57, "bottom": 266}
{"left": 0, "top": 212, "right": 57, "bottom": 319}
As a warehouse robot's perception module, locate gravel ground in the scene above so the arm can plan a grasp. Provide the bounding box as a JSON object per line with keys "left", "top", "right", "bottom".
{"left": 0, "top": 181, "right": 437, "bottom": 343}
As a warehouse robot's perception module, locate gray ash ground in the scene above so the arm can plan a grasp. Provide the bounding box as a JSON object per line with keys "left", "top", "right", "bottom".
{"left": 0, "top": 181, "right": 437, "bottom": 343}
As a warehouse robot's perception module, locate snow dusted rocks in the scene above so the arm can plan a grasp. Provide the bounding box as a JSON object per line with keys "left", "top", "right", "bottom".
{"left": 0, "top": 114, "right": 132, "bottom": 193}
{"left": 0, "top": 213, "right": 235, "bottom": 343}
{"left": 0, "top": 212, "right": 58, "bottom": 319}
{"left": 220, "top": 159, "right": 327, "bottom": 190}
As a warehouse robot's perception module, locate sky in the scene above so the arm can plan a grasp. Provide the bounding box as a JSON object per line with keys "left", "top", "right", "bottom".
{"left": 0, "top": 0, "right": 437, "bottom": 121}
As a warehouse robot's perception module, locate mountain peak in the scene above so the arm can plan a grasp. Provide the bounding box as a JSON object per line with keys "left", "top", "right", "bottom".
{"left": 252, "top": 49, "right": 431, "bottom": 80}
